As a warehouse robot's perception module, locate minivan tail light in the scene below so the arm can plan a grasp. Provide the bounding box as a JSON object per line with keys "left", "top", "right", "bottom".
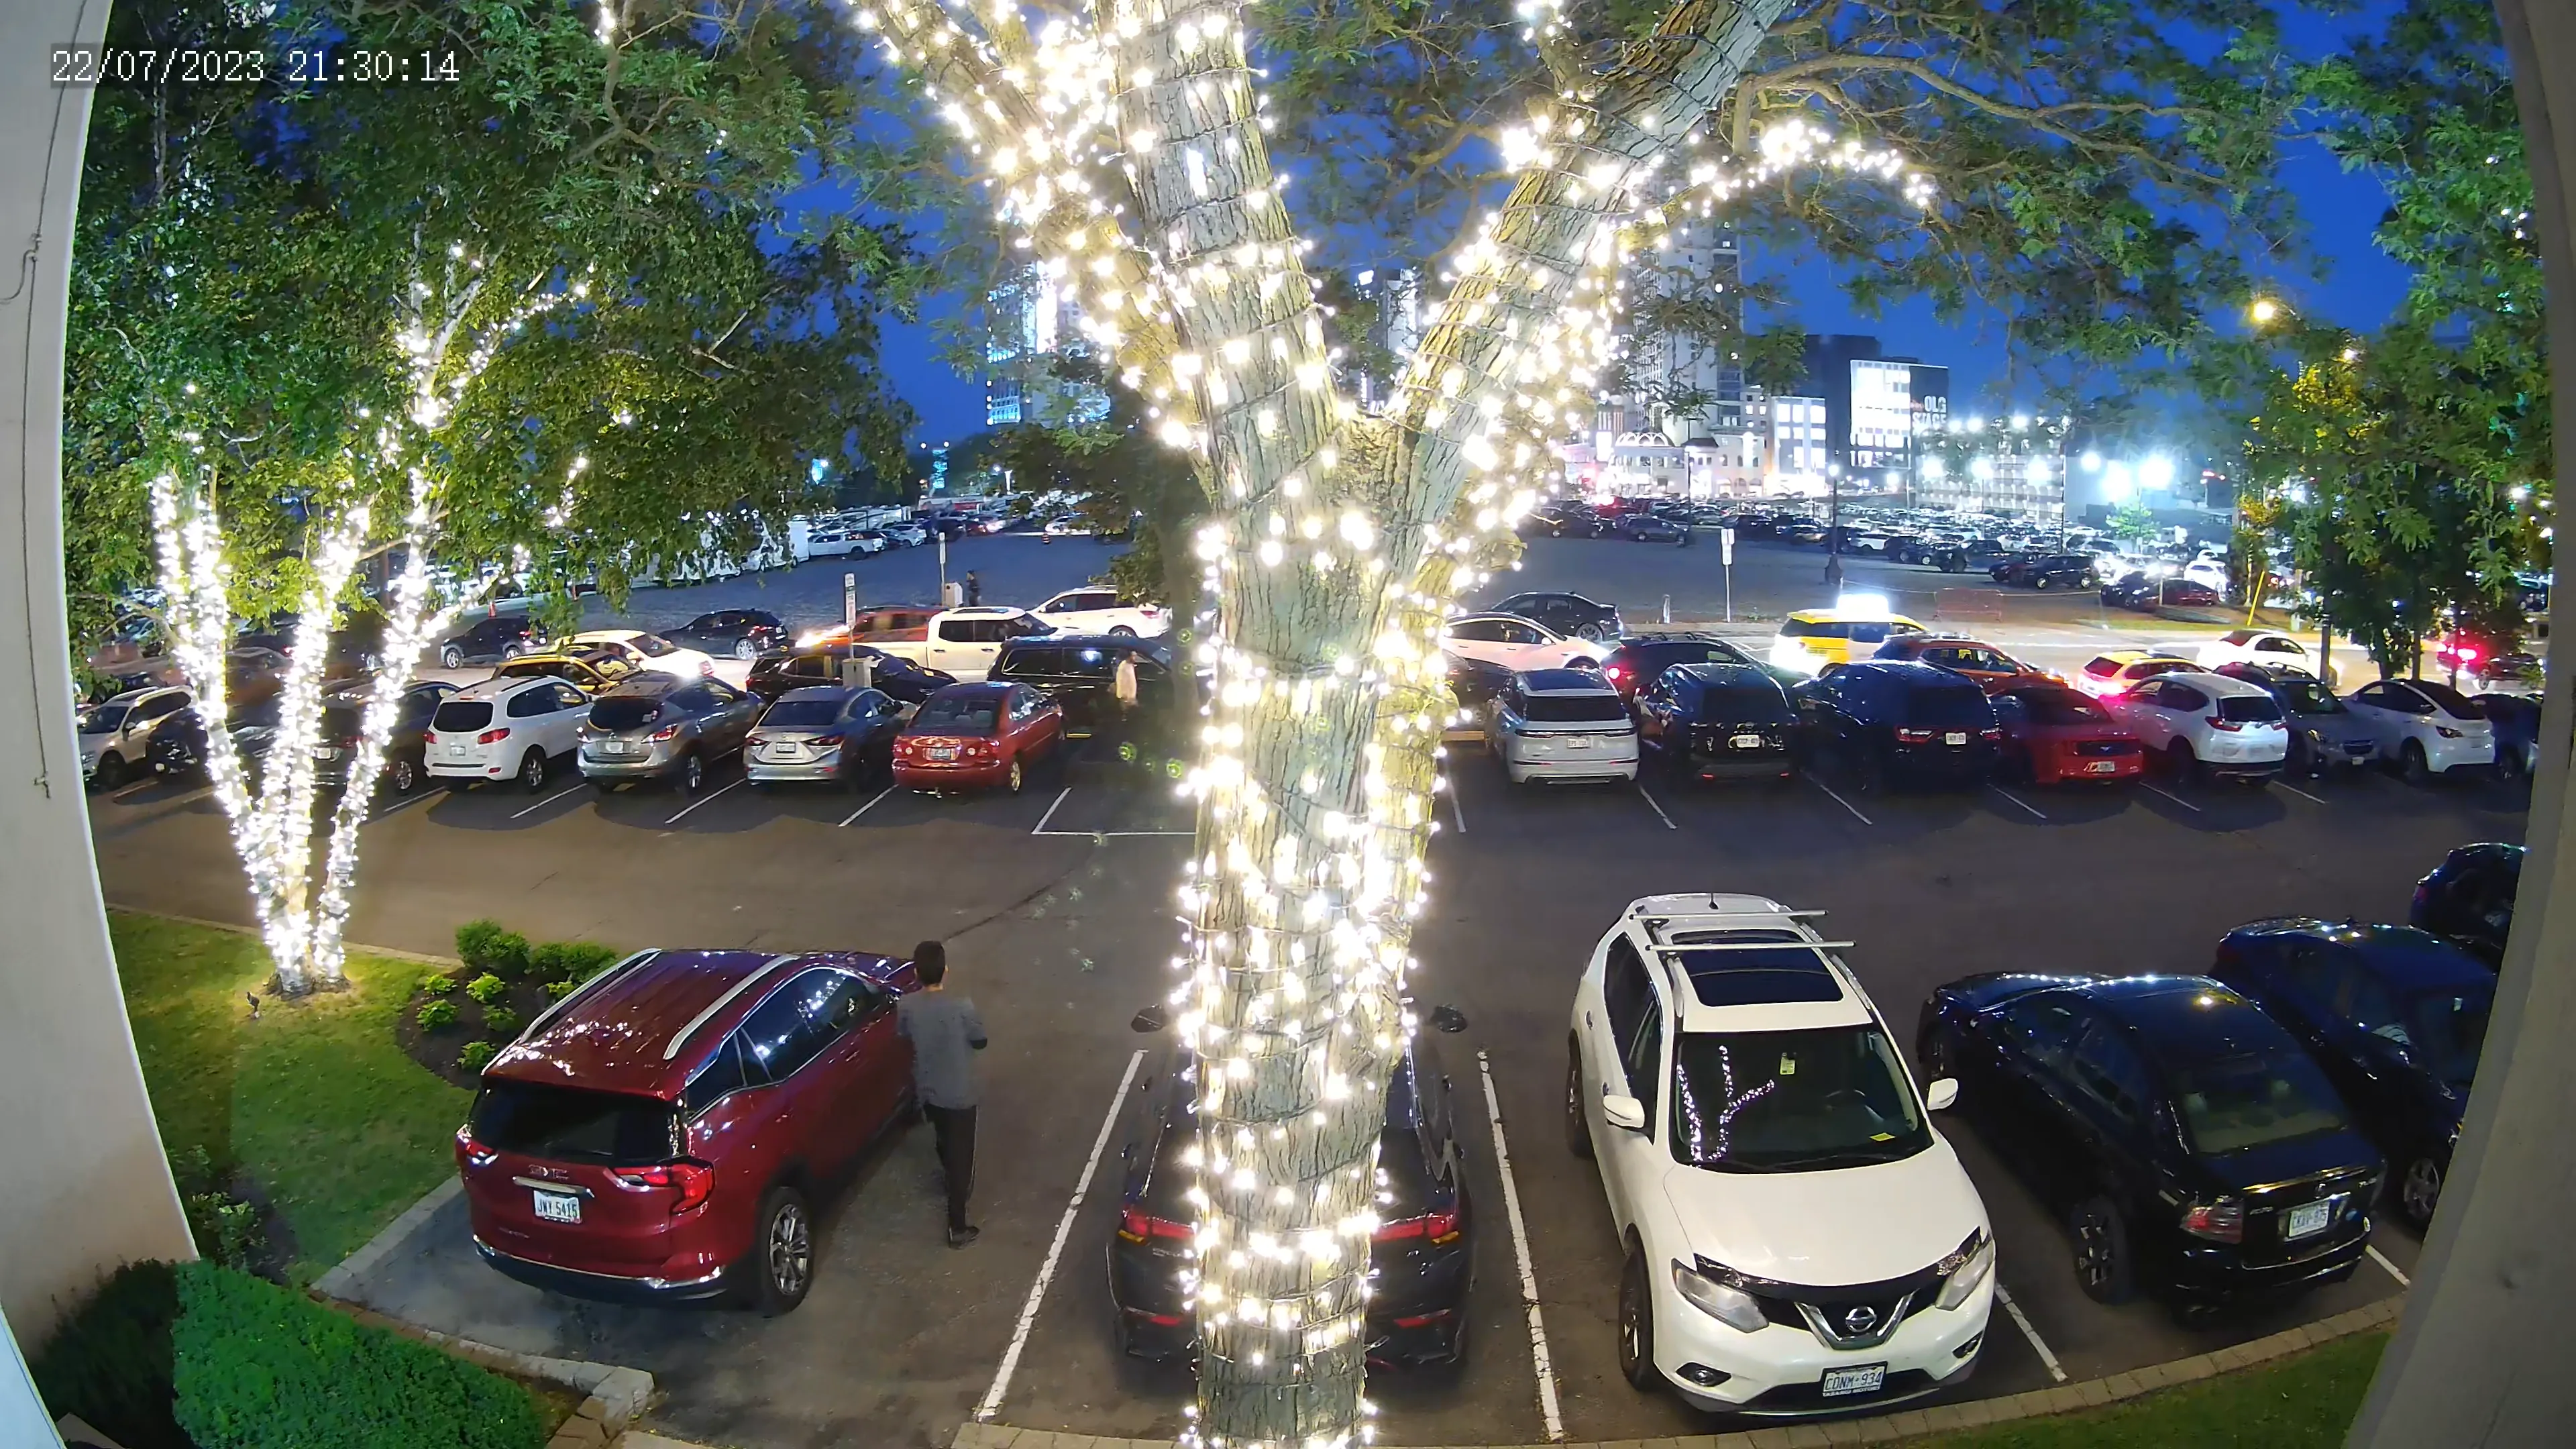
{"left": 610, "top": 1160, "right": 715, "bottom": 1214}
{"left": 2180, "top": 1199, "right": 2245, "bottom": 1243}
{"left": 476, "top": 727, "right": 511, "bottom": 745}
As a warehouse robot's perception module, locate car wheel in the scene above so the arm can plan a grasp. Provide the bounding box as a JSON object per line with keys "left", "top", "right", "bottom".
{"left": 519, "top": 749, "right": 548, "bottom": 792}
{"left": 1565, "top": 1040, "right": 1594, "bottom": 1160}
{"left": 2165, "top": 740, "right": 2196, "bottom": 781}
{"left": 92, "top": 753, "right": 126, "bottom": 790}
{"left": 2070, "top": 1195, "right": 2136, "bottom": 1304}
{"left": 2497, "top": 743, "right": 2527, "bottom": 784}
{"left": 1850, "top": 743, "right": 1886, "bottom": 794}
{"left": 747, "top": 1185, "right": 815, "bottom": 1316}
{"left": 1109, "top": 626, "right": 1137, "bottom": 638}
{"left": 1617, "top": 1238, "right": 1662, "bottom": 1391}
{"left": 388, "top": 756, "right": 418, "bottom": 794}
{"left": 2034, "top": 576, "right": 2053, "bottom": 590}
{"left": 734, "top": 637, "right": 758, "bottom": 661}
{"left": 441, "top": 645, "right": 464, "bottom": 669}
{"left": 1005, "top": 756, "right": 1025, "bottom": 794}
{"left": 678, "top": 751, "right": 705, "bottom": 794}
{"left": 1576, "top": 623, "right": 1605, "bottom": 641}
{"left": 2399, "top": 1155, "right": 2443, "bottom": 1229}
{"left": 2400, "top": 740, "right": 2430, "bottom": 786}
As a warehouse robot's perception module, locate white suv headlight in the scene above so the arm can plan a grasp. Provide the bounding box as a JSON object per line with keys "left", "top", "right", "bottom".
{"left": 1672, "top": 1260, "right": 1766, "bottom": 1333}
{"left": 1935, "top": 1233, "right": 1995, "bottom": 1311}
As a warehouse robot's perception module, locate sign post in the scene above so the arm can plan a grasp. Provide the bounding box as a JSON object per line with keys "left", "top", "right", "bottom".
{"left": 1720, "top": 527, "right": 1736, "bottom": 623}
{"left": 843, "top": 572, "right": 857, "bottom": 636}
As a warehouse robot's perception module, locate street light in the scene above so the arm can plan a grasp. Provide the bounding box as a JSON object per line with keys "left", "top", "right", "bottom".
{"left": 2081, "top": 450, "right": 2104, "bottom": 472}
{"left": 2249, "top": 297, "right": 2283, "bottom": 325}
{"left": 2140, "top": 455, "right": 2176, "bottom": 492}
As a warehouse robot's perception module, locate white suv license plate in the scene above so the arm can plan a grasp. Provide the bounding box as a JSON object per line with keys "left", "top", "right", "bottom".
{"left": 2285, "top": 1196, "right": 2338, "bottom": 1240}
{"left": 531, "top": 1189, "right": 582, "bottom": 1225}
{"left": 1821, "top": 1362, "right": 1886, "bottom": 1398}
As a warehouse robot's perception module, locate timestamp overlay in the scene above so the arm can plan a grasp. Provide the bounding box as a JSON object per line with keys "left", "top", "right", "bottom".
{"left": 51, "top": 44, "right": 464, "bottom": 87}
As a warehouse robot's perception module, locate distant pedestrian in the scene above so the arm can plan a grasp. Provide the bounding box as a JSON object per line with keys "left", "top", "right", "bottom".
{"left": 896, "top": 940, "right": 987, "bottom": 1246}
{"left": 1112, "top": 650, "right": 1140, "bottom": 719}
{"left": 964, "top": 570, "right": 983, "bottom": 606}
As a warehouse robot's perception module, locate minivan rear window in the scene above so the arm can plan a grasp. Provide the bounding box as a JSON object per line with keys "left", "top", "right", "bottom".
{"left": 470, "top": 1081, "right": 678, "bottom": 1165}
{"left": 2217, "top": 696, "right": 2285, "bottom": 724}
{"left": 431, "top": 700, "right": 493, "bottom": 733}
{"left": 590, "top": 694, "right": 664, "bottom": 731}
{"left": 1521, "top": 693, "right": 1629, "bottom": 722}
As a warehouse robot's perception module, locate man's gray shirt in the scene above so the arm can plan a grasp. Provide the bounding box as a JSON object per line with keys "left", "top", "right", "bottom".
{"left": 896, "top": 991, "right": 987, "bottom": 1109}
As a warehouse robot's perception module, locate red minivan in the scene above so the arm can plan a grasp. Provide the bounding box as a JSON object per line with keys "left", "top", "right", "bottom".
{"left": 458, "top": 949, "right": 918, "bottom": 1313}
{"left": 892, "top": 681, "right": 1063, "bottom": 794}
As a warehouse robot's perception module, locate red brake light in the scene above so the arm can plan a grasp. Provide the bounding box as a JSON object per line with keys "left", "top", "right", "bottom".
{"left": 1373, "top": 1206, "right": 1462, "bottom": 1244}
{"left": 811, "top": 734, "right": 845, "bottom": 748}
{"left": 610, "top": 1160, "right": 715, "bottom": 1214}
{"left": 746, "top": 734, "right": 768, "bottom": 749}
{"left": 2206, "top": 714, "right": 2241, "bottom": 732}
{"left": 1117, "top": 1204, "right": 1192, "bottom": 1243}
{"left": 476, "top": 727, "right": 511, "bottom": 745}
{"left": 455, "top": 1126, "right": 498, "bottom": 1169}
{"left": 2180, "top": 1199, "right": 2244, "bottom": 1242}
{"left": 649, "top": 723, "right": 683, "bottom": 741}
{"left": 1894, "top": 727, "right": 1935, "bottom": 744}
{"left": 1981, "top": 727, "right": 2003, "bottom": 741}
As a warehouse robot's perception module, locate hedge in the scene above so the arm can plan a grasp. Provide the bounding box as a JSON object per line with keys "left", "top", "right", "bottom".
{"left": 36, "top": 1260, "right": 547, "bottom": 1449}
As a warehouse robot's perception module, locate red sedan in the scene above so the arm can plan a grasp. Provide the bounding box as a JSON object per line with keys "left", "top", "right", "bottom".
{"left": 893, "top": 682, "right": 1063, "bottom": 793}
{"left": 1992, "top": 684, "right": 2145, "bottom": 785}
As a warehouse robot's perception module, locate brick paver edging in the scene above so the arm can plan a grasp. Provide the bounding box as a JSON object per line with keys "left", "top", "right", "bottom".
{"left": 947, "top": 1293, "right": 2400, "bottom": 1449}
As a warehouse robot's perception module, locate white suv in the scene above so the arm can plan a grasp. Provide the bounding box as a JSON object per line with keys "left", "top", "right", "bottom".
{"left": 1033, "top": 586, "right": 1169, "bottom": 637}
{"left": 2103, "top": 669, "right": 2288, "bottom": 783}
{"left": 2194, "top": 628, "right": 2331, "bottom": 684}
{"left": 1567, "top": 896, "right": 1993, "bottom": 1415}
{"left": 1488, "top": 669, "right": 1638, "bottom": 784}
{"left": 425, "top": 676, "right": 593, "bottom": 791}
{"left": 2343, "top": 678, "right": 2497, "bottom": 782}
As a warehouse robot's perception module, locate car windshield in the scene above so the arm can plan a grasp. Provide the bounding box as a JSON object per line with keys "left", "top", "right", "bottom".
{"left": 2381, "top": 984, "right": 2493, "bottom": 1091}
{"left": 469, "top": 1081, "right": 678, "bottom": 1167}
{"left": 1699, "top": 686, "right": 1792, "bottom": 722}
{"left": 625, "top": 633, "right": 680, "bottom": 657}
{"left": 78, "top": 703, "right": 131, "bottom": 733}
{"left": 1668, "top": 1026, "right": 1931, "bottom": 1172}
{"left": 431, "top": 700, "right": 494, "bottom": 734}
{"left": 2161, "top": 1047, "right": 2349, "bottom": 1155}
{"left": 2277, "top": 680, "right": 2343, "bottom": 714}
{"left": 762, "top": 699, "right": 844, "bottom": 727}
{"left": 1521, "top": 693, "right": 1627, "bottom": 722}
{"left": 914, "top": 695, "right": 1001, "bottom": 733}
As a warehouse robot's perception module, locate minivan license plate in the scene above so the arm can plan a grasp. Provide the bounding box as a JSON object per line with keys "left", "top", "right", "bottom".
{"left": 1821, "top": 1363, "right": 1886, "bottom": 1398}
{"left": 531, "top": 1189, "right": 582, "bottom": 1225}
{"left": 2285, "top": 1197, "right": 2336, "bottom": 1240}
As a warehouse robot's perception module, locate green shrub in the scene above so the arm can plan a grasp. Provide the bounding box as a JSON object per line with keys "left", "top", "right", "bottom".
{"left": 544, "top": 979, "right": 580, "bottom": 1000}
{"left": 416, "top": 999, "right": 460, "bottom": 1030}
{"left": 482, "top": 1006, "right": 521, "bottom": 1038}
{"left": 171, "top": 1260, "right": 547, "bottom": 1449}
{"left": 529, "top": 939, "right": 619, "bottom": 985}
{"left": 419, "top": 972, "right": 459, "bottom": 997}
{"left": 170, "top": 1147, "right": 264, "bottom": 1274}
{"left": 453, "top": 920, "right": 529, "bottom": 975}
{"left": 457, "top": 1042, "right": 498, "bottom": 1073}
{"left": 464, "top": 972, "right": 508, "bottom": 1004}
{"left": 32, "top": 1260, "right": 186, "bottom": 1449}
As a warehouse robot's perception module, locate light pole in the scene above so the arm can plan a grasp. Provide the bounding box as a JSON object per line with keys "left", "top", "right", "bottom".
{"left": 1824, "top": 462, "right": 1844, "bottom": 591}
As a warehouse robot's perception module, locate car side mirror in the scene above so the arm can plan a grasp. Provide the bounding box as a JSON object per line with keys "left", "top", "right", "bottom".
{"left": 1601, "top": 1092, "right": 1648, "bottom": 1132}
{"left": 1925, "top": 1077, "right": 1960, "bottom": 1112}
{"left": 1130, "top": 1004, "right": 1169, "bottom": 1034}
{"left": 1428, "top": 1004, "right": 1468, "bottom": 1034}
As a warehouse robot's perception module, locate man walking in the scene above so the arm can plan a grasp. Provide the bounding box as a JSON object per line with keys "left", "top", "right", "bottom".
{"left": 896, "top": 940, "right": 987, "bottom": 1246}
{"left": 963, "top": 570, "right": 983, "bottom": 606}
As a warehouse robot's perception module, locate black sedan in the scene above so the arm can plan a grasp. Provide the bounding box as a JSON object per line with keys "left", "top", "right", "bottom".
{"left": 1918, "top": 972, "right": 2381, "bottom": 1309}
{"left": 1635, "top": 662, "right": 1794, "bottom": 782}
{"left": 314, "top": 680, "right": 458, "bottom": 795}
{"left": 746, "top": 645, "right": 955, "bottom": 708}
{"left": 1108, "top": 1036, "right": 1474, "bottom": 1368}
{"left": 2410, "top": 843, "right": 2522, "bottom": 965}
{"left": 1490, "top": 590, "right": 1623, "bottom": 641}
{"left": 148, "top": 698, "right": 282, "bottom": 786}
{"left": 663, "top": 608, "right": 791, "bottom": 661}
{"left": 437, "top": 612, "right": 547, "bottom": 668}
{"left": 2208, "top": 920, "right": 2493, "bottom": 1228}
{"left": 1596, "top": 633, "right": 1754, "bottom": 700}
{"left": 1615, "top": 513, "right": 1690, "bottom": 543}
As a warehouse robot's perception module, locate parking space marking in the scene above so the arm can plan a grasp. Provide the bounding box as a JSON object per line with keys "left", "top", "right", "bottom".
{"left": 2367, "top": 1244, "right": 2412, "bottom": 1288}
{"left": 1993, "top": 1282, "right": 2067, "bottom": 1383}
{"left": 975, "top": 1048, "right": 1147, "bottom": 1423}
{"left": 510, "top": 784, "right": 588, "bottom": 819}
{"left": 1475, "top": 1049, "right": 1564, "bottom": 1442}
{"left": 1445, "top": 775, "right": 1466, "bottom": 835}
{"left": 836, "top": 786, "right": 896, "bottom": 828}
{"left": 1990, "top": 786, "right": 2046, "bottom": 820}
{"left": 109, "top": 778, "right": 161, "bottom": 801}
{"left": 2138, "top": 782, "right": 2202, "bottom": 813}
{"left": 1635, "top": 784, "right": 1678, "bottom": 831}
{"left": 1030, "top": 786, "right": 1072, "bottom": 835}
{"left": 1806, "top": 775, "right": 1874, "bottom": 826}
{"left": 662, "top": 777, "right": 747, "bottom": 826}
{"left": 2276, "top": 780, "right": 2329, "bottom": 806}
{"left": 367, "top": 788, "right": 437, "bottom": 822}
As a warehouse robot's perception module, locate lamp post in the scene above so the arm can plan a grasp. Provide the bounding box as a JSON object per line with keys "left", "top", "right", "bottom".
{"left": 1824, "top": 462, "right": 1844, "bottom": 590}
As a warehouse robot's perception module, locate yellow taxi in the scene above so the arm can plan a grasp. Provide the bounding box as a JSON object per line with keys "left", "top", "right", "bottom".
{"left": 1768, "top": 603, "right": 1930, "bottom": 677}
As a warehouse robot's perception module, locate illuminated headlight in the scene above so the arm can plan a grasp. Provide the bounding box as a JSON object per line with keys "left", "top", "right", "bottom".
{"left": 1935, "top": 1234, "right": 1996, "bottom": 1311}
{"left": 1768, "top": 641, "right": 1821, "bottom": 676}
{"left": 1672, "top": 1260, "right": 1766, "bottom": 1333}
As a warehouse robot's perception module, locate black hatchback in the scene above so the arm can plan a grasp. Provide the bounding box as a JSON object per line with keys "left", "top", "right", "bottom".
{"left": 1918, "top": 973, "right": 2380, "bottom": 1309}
{"left": 1636, "top": 662, "right": 1795, "bottom": 782}
{"left": 1491, "top": 590, "right": 1622, "bottom": 641}
{"left": 1792, "top": 660, "right": 1999, "bottom": 790}
{"left": 1108, "top": 1037, "right": 1474, "bottom": 1368}
{"left": 2410, "top": 843, "right": 2522, "bottom": 965}
{"left": 2208, "top": 920, "right": 2493, "bottom": 1228}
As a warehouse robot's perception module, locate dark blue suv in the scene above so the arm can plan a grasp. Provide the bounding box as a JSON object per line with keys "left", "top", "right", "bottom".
{"left": 1792, "top": 660, "right": 2000, "bottom": 790}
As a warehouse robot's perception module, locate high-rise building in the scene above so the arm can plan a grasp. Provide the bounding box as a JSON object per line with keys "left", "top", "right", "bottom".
{"left": 983, "top": 265, "right": 1111, "bottom": 429}
{"left": 1799, "top": 335, "right": 1949, "bottom": 495}
{"left": 1563, "top": 221, "right": 1768, "bottom": 497}
{"left": 1350, "top": 266, "right": 1421, "bottom": 413}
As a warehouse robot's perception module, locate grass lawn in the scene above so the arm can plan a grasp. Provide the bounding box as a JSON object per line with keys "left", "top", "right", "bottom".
{"left": 111, "top": 910, "right": 470, "bottom": 1286}
{"left": 1909, "top": 1332, "right": 2387, "bottom": 1448}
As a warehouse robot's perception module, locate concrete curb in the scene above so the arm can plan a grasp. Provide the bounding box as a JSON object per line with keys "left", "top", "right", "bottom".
{"left": 946, "top": 1293, "right": 2402, "bottom": 1449}
{"left": 107, "top": 904, "right": 464, "bottom": 967}
{"left": 312, "top": 1176, "right": 462, "bottom": 1302}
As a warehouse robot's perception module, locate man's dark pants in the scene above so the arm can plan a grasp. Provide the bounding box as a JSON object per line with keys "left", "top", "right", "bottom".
{"left": 924, "top": 1104, "right": 977, "bottom": 1230}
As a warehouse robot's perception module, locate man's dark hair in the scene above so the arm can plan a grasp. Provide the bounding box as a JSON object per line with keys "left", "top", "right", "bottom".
{"left": 913, "top": 939, "right": 947, "bottom": 985}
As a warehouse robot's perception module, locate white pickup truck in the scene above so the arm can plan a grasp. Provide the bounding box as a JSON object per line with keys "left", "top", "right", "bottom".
{"left": 801, "top": 604, "right": 1053, "bottom": 682}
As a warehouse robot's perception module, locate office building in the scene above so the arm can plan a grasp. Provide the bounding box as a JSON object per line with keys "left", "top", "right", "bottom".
{"left": 983, "top": 264, "right": 1111, "bottom": 429}
{"left": 1350, "top": 266, "right": 1422, "bottom": 413}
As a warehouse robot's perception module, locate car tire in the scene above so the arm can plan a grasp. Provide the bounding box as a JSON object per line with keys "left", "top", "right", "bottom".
{"left": 734, "top": 637, "right": 758, "bottom": 661}
{"left": 678, "top": 751, "right": 705, "bottom": 794}
{"left": 441, "top": 645, "right": 464, "bottom": 669}
{"left": 2400, "top": 740, "right": 2431, "bottom": 786}
{"left": 1850, "top": 743, "right": 1886, "bottom": 795}
{"left": 2166, "top": 740, "right": 2196, "bottom": 781}
{"left": 1005, "top": 756, "right": 1025, "bottom": 794}
{"left": 93, "top": 753, "right": 126, "bottom": 790}
{"left": 2496, "top": 743, "right": 2526, "bottom": 784}
{"left": 388, "top": 756, "right": 418, "bottom": 794}
{"left": 2399, "top": 1155, "right": 2443, "bottom": 1230}
{"left": 1110, "top": 626, "right": 1137, "bottom": 638}
{"left": 1617, "top": 1238, "right": 1662, "bottom": 1391}
{"left": 2034, "top": 576, "right": 2052, "bottom": 590}
{"left": 747, "top": 1185, "right": 815, "bottom": 1316}
{"left": 1565, "top": 1040, "right": 1594, "bottom": 1160}
{"left": 1576, "top": 623, "right": 1605, "bottom": 641}
{"left": 2070, "top": 1195, "right": 2136, "bottom": 1305}
{"left": 519, "top": 749, "right": 549, "bottom": 792}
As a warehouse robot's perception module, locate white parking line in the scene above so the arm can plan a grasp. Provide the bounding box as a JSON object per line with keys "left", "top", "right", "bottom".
{"left": 2138, "top": 782, "right": 2202, "bottom": 813}
{"left": 1635, "top": 784, "right": 1678, "bottom": 830}
{"left": 510, "top": 784, "right": 587, "bottom": 819}
{"left": 1994, "top": 1282, "right": 2067, "bottom": 1383}
{"left": 1990, "top": 786, "right": 2047, "bottom": 820}
{"left": 368, "top": 788, "right": 438, "bottom": 822}
{"left": 661, "top": 777, "right": 745, "bottom": 826}
{"left": 2276, "top": 780, "right": 2328, "bottom": 806}
{"left": 2367, "top": 1244, "right": 2412, "bottom": 1288}
{"left": 1477, "top": 1050, "right": 1564, "bottom": 1442}
{"left": 975, "top": 1048, "right": 1146, "bottom": 1422}
{"left": 1030, "top": 785, "right": 1072, "bottom": 835}
{"left": 1807, "top": 775, "right": 1874, "bottom": 826}
{"left": 1445, "top": 774, "right": 1466, "bottom": 835}
{"left": 109, "top": 778, "right": 160, "bottom": 801}
{"left": 837, "top": 786, "right": 896, "bottom": 828}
